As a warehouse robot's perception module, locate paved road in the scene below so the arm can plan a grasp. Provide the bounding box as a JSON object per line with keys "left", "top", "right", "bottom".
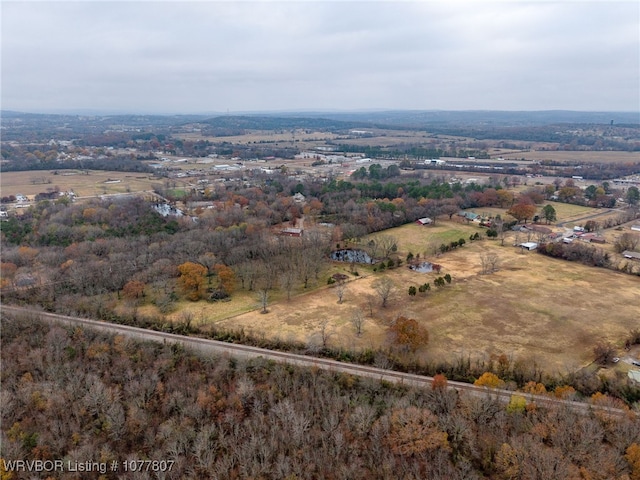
{"left": 1, "top": 305, "right": 636, "bottom": 418}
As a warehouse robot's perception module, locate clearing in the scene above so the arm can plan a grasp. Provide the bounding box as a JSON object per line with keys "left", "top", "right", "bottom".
{"left": 210, "top": 221, "right": 640, "bottom": 374}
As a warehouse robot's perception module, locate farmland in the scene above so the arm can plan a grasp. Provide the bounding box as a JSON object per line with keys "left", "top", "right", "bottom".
{"left": 0, "top": 169, "right": 162, "bottom": 198}
{"left": 1, "top": 111, "right": 639, "bottom": 395}
{"left": 210, "top": 221, "right": 640, "bottom": 374}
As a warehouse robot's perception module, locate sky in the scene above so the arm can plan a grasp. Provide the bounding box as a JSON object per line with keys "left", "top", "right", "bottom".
{"left": 1, "top": 1, "right": 639, "bottom": 114}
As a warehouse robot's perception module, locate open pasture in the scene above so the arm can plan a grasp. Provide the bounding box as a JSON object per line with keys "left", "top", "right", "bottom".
{"left": 213, "top": 221, "right": 640, "bottom": 374}
{"left": 1, "top": 170, "right": 161, "bottom": 198}
{"left": 516, "top": 150, "right": 640, "bottom": 164}
{"left": 175, "top": 130, "right": 340, "bottom": 147}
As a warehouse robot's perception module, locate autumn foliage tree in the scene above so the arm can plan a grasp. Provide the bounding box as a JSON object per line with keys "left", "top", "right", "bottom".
{"left": 388, "top": 316, "right": 429, "bottom": 353}
{"left": 474, "top": 372, "right": 505, "bottom": 389}
{"left": 507, "top": 202, "right": 537, "bottom": 224}
{"left": 122, "top": 280, "right": 145, "bottom": 300}
{"left": 431, "top": 373, "right": 448, "bottom": 391}
{"left": 177, "top": 262, "right": 207, "bottom": 301}
{"left": 384, "top": 406, "right": 449, "bottom": 456}
{"left": 626, "top": 443, "right": 640, "bottom": 480}
{"left": 0, "top": 262, "right": 17, "bottom": 288}
{"left": 213, "top": 264, "right": 236, "bottom": 296}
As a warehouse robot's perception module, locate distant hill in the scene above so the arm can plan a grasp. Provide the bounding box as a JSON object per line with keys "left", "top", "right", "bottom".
{"left": 287, "top": 110, "right": 640, "bottom": 127}
{"left": 199, "top": 115, "right": 361, "bottom": 131}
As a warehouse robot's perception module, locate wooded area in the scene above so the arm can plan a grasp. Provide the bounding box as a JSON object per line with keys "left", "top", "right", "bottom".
{"left": 2, "top": 314, "right": 639, "bottom": 480}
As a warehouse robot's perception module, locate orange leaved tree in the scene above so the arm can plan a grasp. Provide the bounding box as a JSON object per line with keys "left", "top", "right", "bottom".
{"left": 506, "top": 202, "right": 537, "bottom": 224}
{"left": 214, "top": 264, "right": 236, "bottom": 296}
{"left": 177, "top": 262, "right": 207, "bottom": 301}
{"left": 474, "top": 372, "right": 505, "bottom": 389}
{"left": 384, "top": 406, "right": 449, "bottom": 456}
{"left": 388, "top": 316, "right": 429, "bottom": 353}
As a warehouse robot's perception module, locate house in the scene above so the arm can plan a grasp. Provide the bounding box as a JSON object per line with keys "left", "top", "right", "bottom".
{"left": 281, "top": 227, "right": 303, "bottom": 237}
{"left": 629, "top": 370, "right": 640, "bottom": 384}
{"left": 580, "top": 233, "right": 606, "bottom": 244}
{"left": 292, "top": 192, "right": 306, "bottom": 204}
{"left": 622, "top": 250, "right": 640, "bottom": 260}
{"left": 458, "top": 211, "right": 480, "bottom": 222}
{"left": 416, "top": 217, "right": 433, "bottom": 226}
{"left": 519, "top": 242, "right": 538, "bottom": 251}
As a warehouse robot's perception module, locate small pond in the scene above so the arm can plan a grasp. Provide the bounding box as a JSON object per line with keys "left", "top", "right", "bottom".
{"left": 331, "top": 249, "right": 374, "bottom": 264}
{"left": 408, "top": 262, "right": 433, "bottom": 273}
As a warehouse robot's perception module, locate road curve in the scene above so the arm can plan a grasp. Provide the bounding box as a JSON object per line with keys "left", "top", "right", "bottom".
{"left": 1, "top": 305, "right": 636, "bottom": 418}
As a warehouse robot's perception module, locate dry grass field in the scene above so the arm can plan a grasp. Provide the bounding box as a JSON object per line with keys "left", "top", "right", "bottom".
{"left": 1, "top": 170, "right": 162, "bottom": 198}
{"left": 174, "top": 128, "right": 480, "bottom": 153}
{"left": 516, "top": 151, "right": 640, "bottom": 164}
{"left": 210, "top": 221, "right": 640, "bottom": 374}
{"left": 176, "top": 130, "right": 339, "bottom": 146}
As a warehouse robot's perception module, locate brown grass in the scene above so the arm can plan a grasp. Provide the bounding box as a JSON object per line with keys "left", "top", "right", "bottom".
{"left": 211, "top": 221, "right": 640, "bottom": 374}
{"left": 1, "top": 170, "right": 162, "bottom": 198}
{"left": 514, "top": 151, "right": 640, "bottom": 164}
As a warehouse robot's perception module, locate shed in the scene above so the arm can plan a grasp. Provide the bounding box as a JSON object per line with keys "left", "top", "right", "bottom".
{"left": 519, "top": 242, "right": 538, "bottom": 251}
{"left": 629, "top": 370, "right": 640, "bottom": 384}
{"left": 416, "top": 217, "right": 433, "bottom": 225}
{"left": 622, "top": 250, "right": 640, "bottom": 260}
{"left": 281, "top": 227, "right": 303, "bottom": 237}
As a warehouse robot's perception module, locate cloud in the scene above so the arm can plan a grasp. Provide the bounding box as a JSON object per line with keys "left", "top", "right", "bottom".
{"left": 2, "top": 1, "right": 638, "bottom": 113}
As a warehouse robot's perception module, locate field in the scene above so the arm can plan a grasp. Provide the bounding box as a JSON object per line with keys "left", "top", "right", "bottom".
{"left": 0, "top": 170, "right": 162, "bottom": 198}
{"left": 208, "top": 221, "right": 640, "bottom": 374}
{"left": 516, "top": 150, "right": 640, "bottom": 164}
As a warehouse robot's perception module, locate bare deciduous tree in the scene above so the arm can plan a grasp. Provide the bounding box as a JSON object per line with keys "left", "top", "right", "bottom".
{"left": 351, "top": 309, "right": 365, "bottom": 337}
{"left": 365, "top": 294, "right": 377, "bottom": 317}
{"left": 308, "top": 320, "right": 335, "bottom": 350}
{"left": 257, "top": 288, "right": 269, "bottom": 314}
{"left": 280, "top": 268, "right": 297, "bottom": 301}
{"left": 376, "top": 235, "right": 398, "bottom": 259}
{"left": 372, "top": 277, "right": 395, "bottom": 308}
{"left": 319, "top": 320, "right": 335, "bottom": 348}
{"left": 480, "top": 252, "right": 500, "bottom": 275}
{"left": 334, "top": 281, "right": 347, "bottom": 304}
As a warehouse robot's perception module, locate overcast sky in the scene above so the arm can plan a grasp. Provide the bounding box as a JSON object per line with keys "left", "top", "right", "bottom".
{"left": 2, "top": 1, "right": 638, "bottom": 114}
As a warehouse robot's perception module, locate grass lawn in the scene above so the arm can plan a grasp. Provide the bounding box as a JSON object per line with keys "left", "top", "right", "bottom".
{"left": 545, "top": 201, "right": 595, "bottom": 222}
{"left": 365, "top": 221, "right": 484, "bottom": 259}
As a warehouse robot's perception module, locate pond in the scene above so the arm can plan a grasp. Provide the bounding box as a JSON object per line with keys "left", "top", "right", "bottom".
{"left": 408, "top": 262, "right": 433, "bottom": 273}
{"left": 330, "top": 249, "right": 374, "bottom": 264}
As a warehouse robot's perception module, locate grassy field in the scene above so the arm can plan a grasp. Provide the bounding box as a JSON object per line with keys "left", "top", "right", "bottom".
{"left": 366, "top": 222, "right": 483, "bottom": 257}
{"left": 517, "top": 151, "right": 640, "bottom": 164}
{"left": 211, "top": 221, "right": 640, "bottom": 374}
{"left": 1, "top": 170, "right": 162, "bottom": 198}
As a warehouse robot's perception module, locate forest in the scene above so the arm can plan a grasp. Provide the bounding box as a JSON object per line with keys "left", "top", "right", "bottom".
{"left": 2, "top": 314, "right": 640, "bottom": 480}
